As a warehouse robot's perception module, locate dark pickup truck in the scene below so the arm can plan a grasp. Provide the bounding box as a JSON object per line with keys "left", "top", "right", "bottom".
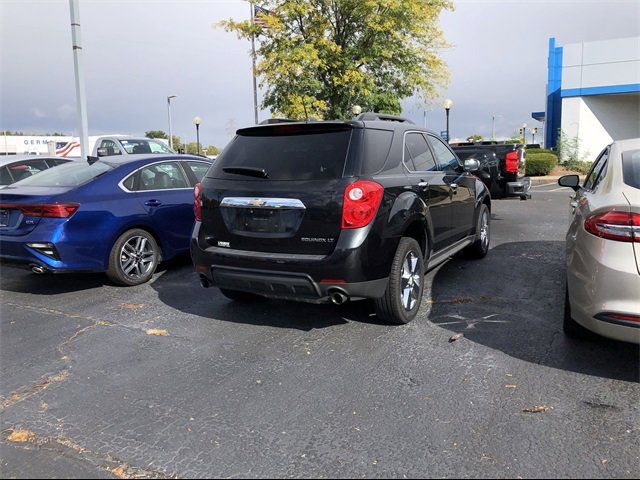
{"left": 451, "top": 142, "right": 530, "bottom": 199}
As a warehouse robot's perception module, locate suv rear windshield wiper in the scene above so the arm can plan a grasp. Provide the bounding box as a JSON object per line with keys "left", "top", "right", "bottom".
{"left": 223, "top": 166, "right": 269, "bottom": 178}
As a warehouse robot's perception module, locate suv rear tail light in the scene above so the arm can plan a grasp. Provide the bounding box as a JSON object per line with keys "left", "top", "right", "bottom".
{"left": 505, "top": 151, "right": 519, "bottom": 174}
{"left": 194, "top": 182, "right": 202, "bottom": 221}
{"left": 342, "top": 180, "right": 384, "bottom": 229}
{"left": 584, "top": 210, "right": 640, "bottom": 242}
{"left": 0, "top": 203, "right": 79, "bottom": 218}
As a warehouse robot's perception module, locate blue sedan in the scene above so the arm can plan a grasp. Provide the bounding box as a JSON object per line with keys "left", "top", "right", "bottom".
{"left": 0, "top": 154, "right": 211, "bottom": 285}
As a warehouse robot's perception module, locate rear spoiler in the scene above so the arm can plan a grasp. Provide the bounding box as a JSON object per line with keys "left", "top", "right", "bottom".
{"left": 237, "top": 122, "right": 355, "bottom": 137}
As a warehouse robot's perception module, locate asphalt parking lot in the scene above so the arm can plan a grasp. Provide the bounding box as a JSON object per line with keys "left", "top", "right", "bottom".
{"left": 1, "top": 187, "right": 639, "bottom": 479}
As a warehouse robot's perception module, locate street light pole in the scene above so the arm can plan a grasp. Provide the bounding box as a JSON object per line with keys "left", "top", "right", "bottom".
{"left": 167, "top": 95, "right": 176, "bottom": 150}
{"left": 443, "top": 99, "right": 453, "bottom": 143}
{"left": 69, "top": 0, "right": 89, "bottom": 159}
{"left": 194, "top": 116, "right": 201, "bottom": 156}
{"left": 521, "top": 122, "right": 528, "bottom": 145}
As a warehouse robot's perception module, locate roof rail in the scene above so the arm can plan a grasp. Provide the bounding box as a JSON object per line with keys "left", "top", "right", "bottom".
{"left": 355, "top": 112, "right": 415, "bottom": 124}
{"left": 259, "top": 118, "right": 297, "bottom": 125}
{"left": 259, "top": 117, "right": 322, "bottom": 125}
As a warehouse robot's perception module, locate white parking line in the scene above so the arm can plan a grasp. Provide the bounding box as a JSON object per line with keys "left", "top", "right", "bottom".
{"left": 531, "top": 182, "right": 558, "bottom": 189}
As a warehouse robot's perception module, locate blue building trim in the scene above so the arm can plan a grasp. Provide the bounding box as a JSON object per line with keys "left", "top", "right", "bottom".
{"left": 531, "top": 111, "right": 545, "bottom": 122}
{"left": 545, "top": 38, "right": 563, "bottom": 149}
{"left": 561, "top": 83, "right": 640, "bottom": 97}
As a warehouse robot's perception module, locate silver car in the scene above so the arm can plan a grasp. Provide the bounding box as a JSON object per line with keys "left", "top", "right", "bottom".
{"left": 559, "top": 138, "right": 640, "bottom": 344}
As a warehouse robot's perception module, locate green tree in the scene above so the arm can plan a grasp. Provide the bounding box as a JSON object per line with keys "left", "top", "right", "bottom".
{"left": 467, "top": 134, "right": 483, "bottom": 142}
{"left": 185, "top": 142, "right": 202, "bottom": 155}
{"left": 203, "top": 145, "right": 220, "bottom": 156}
{"left": 221, "top": 0, "right": 451, "bottom": 120}
{"left": 505, "top": 131, "right": 524, "bottom": 145}
{"left": 145, "top": 130, "right": 168, "bottom": 139}
{"left": 556, "top": 129, "right": 589, "bottom": 164}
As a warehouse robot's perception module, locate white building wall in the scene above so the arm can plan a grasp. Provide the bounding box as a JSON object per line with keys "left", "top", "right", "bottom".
{"left": 561, "top": 94, "right": 640, "bottom": 161}
{"left": 561, "top": 36, "right": 640, "bottom": 91}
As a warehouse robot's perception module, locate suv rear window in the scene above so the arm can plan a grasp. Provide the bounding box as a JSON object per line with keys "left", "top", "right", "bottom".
{"left": 209, "top": 127, "right": 352, "bottom": 181}
{"left": 622, "top": 149, "right": 640, "bottom": 189}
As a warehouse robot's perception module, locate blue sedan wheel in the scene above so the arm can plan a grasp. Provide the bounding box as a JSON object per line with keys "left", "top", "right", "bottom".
{"left": 107, "top": 229, "right": 160, "bottom": 286}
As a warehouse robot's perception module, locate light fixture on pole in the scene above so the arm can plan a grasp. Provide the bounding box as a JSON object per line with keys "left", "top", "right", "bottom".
{"left": 193, "top": 116, "right": 201, "bottom": 156}
{"left": 167, "top": 95, "right": 176, "bottom": 150}
{"left": 443, "top": 99, "right": 453, "bottom": 142}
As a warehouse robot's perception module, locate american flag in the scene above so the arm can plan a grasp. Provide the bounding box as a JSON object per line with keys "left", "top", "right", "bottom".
{"left": 253, "top": 5, "right": 271, "bottom": 28}
{"left": 55, "top": 140, "right": 80, "bottom": 157}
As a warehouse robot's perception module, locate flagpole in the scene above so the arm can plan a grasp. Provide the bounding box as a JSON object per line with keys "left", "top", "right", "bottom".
{"left": 250, "top": 4, "right": 259, "bottom": 125}
{"left": 69, "top": 0, "right": 89, "bottom": 159}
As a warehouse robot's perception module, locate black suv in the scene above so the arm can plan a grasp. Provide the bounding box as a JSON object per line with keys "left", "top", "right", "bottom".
{"left": 191, "top": 114, "right": 491, "bottom": 324}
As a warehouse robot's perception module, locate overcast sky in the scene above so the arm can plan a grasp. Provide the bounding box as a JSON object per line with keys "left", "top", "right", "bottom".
{"left": 1, "top": 0, "right": 639, "bottom": 146}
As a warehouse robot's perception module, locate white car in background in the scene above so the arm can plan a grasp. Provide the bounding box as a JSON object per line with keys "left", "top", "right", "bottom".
{"left": 92, "top": 136, "right": 175, "bottom": 158}
{"left": 559, "top": 138, "right": 640, "bottom": 344}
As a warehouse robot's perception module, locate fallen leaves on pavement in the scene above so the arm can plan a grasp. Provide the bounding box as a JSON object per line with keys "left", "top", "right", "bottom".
{"left": 523, "top": 405, "right": 553, "bottom": 413}
{"left": 145, "top": 329, "right": 168, "bottom": 336}
{"left": 449, "top": 333, "right": 464, "bottom": 343}
{"left": 121, "top": 303, "right": 145, "bottom": 312}
{"left": 7, "top": 430, "right": 36, "bottom": 443}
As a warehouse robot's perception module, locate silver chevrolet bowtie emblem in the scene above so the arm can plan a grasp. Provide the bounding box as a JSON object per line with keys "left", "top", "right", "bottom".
{"left": 248, "top": 198, "right": 267, "bottom": 207}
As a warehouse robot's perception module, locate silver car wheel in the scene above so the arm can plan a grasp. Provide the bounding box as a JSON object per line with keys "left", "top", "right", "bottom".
{"left": 480, "top": 211, "right": 489, "bottom": 248}
{"left": 119, "top": 235, "right": 155, "bottom": 279}
{"left": 400, "top": 250, "right": 421, "bottom": 311}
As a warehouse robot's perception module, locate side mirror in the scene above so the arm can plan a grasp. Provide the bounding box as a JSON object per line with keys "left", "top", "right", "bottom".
{"left": 464, "top": 158, "right": 480, "bottom": 172}
{"left": 558, "top": 174, "right": 580, "bottom": 191}
{"left": 96, "top": 147, "right": 109, "bottom": 157}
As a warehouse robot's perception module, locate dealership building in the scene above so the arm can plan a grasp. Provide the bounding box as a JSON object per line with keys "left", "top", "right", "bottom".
{"left": 534, "top": 36, "right": 640, "bottom": 160}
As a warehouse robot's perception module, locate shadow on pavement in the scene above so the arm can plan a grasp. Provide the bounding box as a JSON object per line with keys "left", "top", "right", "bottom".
{"left": 151, "top": 261, "right": 382, "bottom": 332}
{"left": 0, "top": 253, "right": 192, "bottom": 295}
{"left": 427, "top": 240, "right": 639, "bottom": 382}
{"left": 0, "top": 266, "right": 108, "bottom": 294}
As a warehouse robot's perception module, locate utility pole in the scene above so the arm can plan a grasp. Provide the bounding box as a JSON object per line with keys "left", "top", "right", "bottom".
{"left": 167, "top": 95, "right": 176, "bottom": 149}
{"left": 250, "top": 4, "right": 259, "bottom": 124}
{"left": 69, "top": 0, "right": 89, "bottom": 159}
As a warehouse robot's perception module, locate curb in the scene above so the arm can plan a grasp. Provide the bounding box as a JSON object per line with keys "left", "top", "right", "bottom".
{"left": 528, "top": 175, "right": 586, "bottom": 186}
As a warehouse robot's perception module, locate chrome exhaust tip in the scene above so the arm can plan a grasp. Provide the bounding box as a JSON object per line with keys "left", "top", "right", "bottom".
{"left": 199, "top": 275, "right": 211, "bottom": 288}
{"left": 31, "top": 265, "right": 48, "bottom": 274}
{"left": 328, "top": 288, "right": 349, "bottom": 305}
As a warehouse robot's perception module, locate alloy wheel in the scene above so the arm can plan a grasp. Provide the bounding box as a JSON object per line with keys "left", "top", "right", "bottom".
{"left": 480, "top": 211, "right": 489, "bottom": 248}
{"left": 119, "top": 235, "right": 155, "bottom": 280}
{"left": 400, "top": 250, "right": 421, "bottom": 311}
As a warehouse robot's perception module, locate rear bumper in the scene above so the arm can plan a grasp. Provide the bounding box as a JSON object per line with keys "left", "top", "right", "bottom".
{"left": 204, "top": 265, "right": 387, "bottom": 303}
{"left": 191, "top": 222, "right": 396, "bottom": 301}
{"left": 0, "top": 225, "right": 106, "bottom": 273}
{"left": 567, "top": 228, "right": 640, "bottom": 344}
{"left": 506, "top": 177, "right": 531, "bottom": 198}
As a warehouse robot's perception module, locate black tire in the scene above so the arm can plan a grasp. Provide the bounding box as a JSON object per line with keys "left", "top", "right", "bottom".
{"left": 563, "top": 282, "right": 586, "bottom": 338}
{"left": 219, "top": 288, "right": 265, "bottom": 302}
{"left": 375, "top": 237, "right": 425, "bottom": 325}
{"left": 464, "top": 203, "right": 490, "bottom": 259}
{"left": 106, "top": 229, "right": 160, "bottom": 286}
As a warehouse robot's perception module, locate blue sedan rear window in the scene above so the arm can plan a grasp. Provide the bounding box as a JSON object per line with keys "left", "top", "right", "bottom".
{"left": 12, "top": 161, "right": 113, "bottom": 187}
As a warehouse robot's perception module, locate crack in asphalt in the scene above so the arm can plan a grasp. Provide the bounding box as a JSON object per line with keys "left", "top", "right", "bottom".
{"left": 2, "top": 428, "right": 175, "bottom": 479}
{"left": 1, "top": 370, "right": 69, "bottom": 410}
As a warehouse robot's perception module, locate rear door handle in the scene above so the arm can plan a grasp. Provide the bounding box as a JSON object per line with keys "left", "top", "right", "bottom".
{"left": 145, "top": 200, "right": 162, "bottom": 207}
